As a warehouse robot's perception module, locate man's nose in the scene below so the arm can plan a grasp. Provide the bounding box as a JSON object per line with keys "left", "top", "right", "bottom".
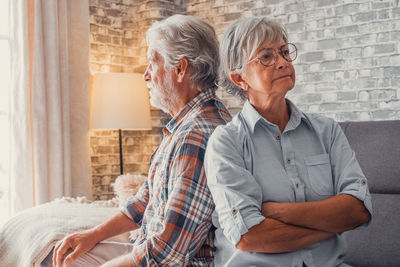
{"left": 143, "top": 66, "right": 150, "bottom": 81}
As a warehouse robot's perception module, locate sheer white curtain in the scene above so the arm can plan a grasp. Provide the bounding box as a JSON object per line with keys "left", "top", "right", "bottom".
{"left": 9, "top": 0, "right": 91, "bottom": 214}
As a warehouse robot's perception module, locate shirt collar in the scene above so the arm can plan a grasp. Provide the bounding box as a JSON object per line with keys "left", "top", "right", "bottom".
{"left": 241, "top": 98, "right": 311, "bottom": 133}
{"left": 285, "top": 99, "right": 311, "bottom": 131}
{"left": 164, "top": 87, "right": 216, "bottom": 134}
{"left": 241, "top": 100, "right": 266, "bottom": 133}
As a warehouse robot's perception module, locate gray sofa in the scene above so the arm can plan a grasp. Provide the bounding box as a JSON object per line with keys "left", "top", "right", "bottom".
{"left": 340, "top": 120, "right": 400, "bottom": 267}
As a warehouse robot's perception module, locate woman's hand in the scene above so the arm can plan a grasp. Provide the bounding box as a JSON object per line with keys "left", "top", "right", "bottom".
{"left": 261, "top": 201, "right": 283, "bottom": 220}
{"left": 52, "top": 230, "right": 99, "bottom": 267}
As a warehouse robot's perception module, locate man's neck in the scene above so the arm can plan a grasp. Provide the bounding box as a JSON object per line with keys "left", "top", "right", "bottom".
{"left": 168, "top": 83, "right": 201, "bottom": 117}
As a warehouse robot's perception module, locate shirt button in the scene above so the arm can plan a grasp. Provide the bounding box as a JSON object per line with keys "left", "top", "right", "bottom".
{"left": 361, "top": 180, "right": 366, "bottom": 185}
{"left": 286, "top": 158, "right": 291, "bottom": 164}
{"left": 276, "top": 135, "right": 281, "bottom": 140}
{"left": 296, "top": 183, "right": 299, "bottom": 188}
{"left": 232, "top": 208, "right": 238, "bottom": 214}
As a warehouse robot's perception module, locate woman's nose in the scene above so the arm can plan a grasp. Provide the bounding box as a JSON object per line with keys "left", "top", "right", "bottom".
{"left": 275, "top": 52, "right": 288, "bottom": 69}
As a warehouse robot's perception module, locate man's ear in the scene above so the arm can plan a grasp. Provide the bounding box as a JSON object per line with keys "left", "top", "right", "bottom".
{"left": 175, "top": 57, "right": 189, "bottom": 83}
{"left": 230, "top": 72, "right": 249, "bottom": 91}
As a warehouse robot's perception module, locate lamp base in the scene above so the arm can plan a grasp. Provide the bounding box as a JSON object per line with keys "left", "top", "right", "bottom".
{"left": 119, "top": 129, "right": 123, "bottom": 175}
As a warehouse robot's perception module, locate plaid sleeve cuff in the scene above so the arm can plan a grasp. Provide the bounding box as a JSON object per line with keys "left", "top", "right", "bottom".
{"left": 121, "top": 197, "right": 147, "bottom": 225}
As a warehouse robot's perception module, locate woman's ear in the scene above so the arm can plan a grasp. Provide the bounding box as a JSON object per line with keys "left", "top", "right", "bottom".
{"left": 175, "top": 57, "right": 189, "bottom": 83}
{"left": 230, "top": 72, "right": 249, "bottom": 91}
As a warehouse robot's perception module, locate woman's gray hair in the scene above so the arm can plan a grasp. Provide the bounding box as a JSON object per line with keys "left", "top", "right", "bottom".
{"left": 219, "top": 17, "right": 288, "bottom": 99}
{"left": 146, "top": 14, "right": 219, "bottom": 92}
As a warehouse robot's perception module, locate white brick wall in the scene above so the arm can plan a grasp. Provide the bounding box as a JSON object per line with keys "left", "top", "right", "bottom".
{"left": 287, "top": 0, "right": 400, "bottom": 121}
{"left": 186, "top": 0, "right": 400, "bottom": 121}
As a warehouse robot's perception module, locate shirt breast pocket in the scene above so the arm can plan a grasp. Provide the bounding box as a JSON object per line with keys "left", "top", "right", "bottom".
{"left": 305, "top": 154, "right": 334, "bottom": 196}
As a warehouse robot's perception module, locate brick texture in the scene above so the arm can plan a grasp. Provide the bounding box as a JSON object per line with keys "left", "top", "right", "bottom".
{"left": 89, "top": 0, "right": 400, "bottom": 199}
{"left": 89, "top": 0, "right": 184, "bottom": 200}
{"left": 184, "top": 0, "right": 400, "bottom": 121}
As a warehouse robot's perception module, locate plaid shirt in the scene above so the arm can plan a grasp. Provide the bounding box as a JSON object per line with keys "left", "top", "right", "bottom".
{"left": 121, "top": 88, "right": 231, "bottom": 266}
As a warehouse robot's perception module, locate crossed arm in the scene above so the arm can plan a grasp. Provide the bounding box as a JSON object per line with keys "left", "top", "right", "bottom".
{"left": 205, "top": 125, "right": 372, "bottom": 254}
{"left": 236, "top": 127, "right": 372, "bottom": 253}
{"left": 261, "top": 194, "right": 370, "bottom": 233}
{"left": 236, "top": 194, "right": 371, "bottom": 253}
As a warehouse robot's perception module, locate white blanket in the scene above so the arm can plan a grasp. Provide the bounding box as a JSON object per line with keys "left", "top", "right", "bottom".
{"left": 0, "top": 197, "right": 129, "bottom": 267}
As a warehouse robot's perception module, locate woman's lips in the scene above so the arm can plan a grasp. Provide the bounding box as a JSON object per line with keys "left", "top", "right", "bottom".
{"left": 273, "top": 75, "right": 291, "bottom": 81}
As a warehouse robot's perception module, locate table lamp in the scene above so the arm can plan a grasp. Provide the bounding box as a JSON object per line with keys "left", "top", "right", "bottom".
{"left": 91, "top": 72, "right": 152, "bottom": 175}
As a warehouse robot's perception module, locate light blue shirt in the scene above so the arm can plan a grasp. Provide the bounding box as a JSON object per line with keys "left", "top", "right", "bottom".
{"left": 204, "top": 100, "right": 372, "bottom": 267}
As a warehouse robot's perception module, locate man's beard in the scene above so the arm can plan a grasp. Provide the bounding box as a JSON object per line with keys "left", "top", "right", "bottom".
{"left": 148, "top": 75, "right": 179, "bottom": 115}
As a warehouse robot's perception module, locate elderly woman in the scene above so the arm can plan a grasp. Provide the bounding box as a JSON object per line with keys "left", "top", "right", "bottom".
{"left": 205, "top": 17, "right": 372, "bottom": 267}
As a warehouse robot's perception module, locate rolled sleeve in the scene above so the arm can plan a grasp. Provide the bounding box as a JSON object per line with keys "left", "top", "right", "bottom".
{"left": 205, "top": 126, "right": 265, "bottom": 245}
{"left": 120, "top": 180, "right": 149, "bottom": 225}
{"left": 330, "top": 122, "right": 373, "bottom": 226}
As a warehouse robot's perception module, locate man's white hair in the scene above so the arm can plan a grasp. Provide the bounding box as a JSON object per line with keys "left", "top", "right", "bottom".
{"left": 146, "top": 14, "right": 219, "bottom": 92}
{"left": 219, "top": 17, "right": 288, "bottom": 99}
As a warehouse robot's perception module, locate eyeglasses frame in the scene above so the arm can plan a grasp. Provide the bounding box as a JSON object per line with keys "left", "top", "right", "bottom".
{"left": 247, "top": 43, "right": 298, "bottom": 67}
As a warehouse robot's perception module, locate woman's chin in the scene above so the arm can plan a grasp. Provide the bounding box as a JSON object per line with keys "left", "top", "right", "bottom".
{"left": 272, "top": 83, "right": 295, "bottom": 95}
{"left": 273, "top": 77, "right": 294, "bottom": 87}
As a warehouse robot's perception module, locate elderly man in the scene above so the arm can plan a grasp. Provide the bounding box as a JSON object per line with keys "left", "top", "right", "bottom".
{"left": 46, "top": 14, "right": 231, "bottom": 267}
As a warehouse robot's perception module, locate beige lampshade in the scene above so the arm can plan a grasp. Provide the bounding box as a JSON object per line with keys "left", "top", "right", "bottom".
{"left": 91, "top": 73, "right": 152, "bottom": 130}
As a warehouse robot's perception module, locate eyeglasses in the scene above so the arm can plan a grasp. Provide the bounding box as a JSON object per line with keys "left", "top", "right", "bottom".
{"left": 247, "top": 43, "right": 298, "bottom": 67}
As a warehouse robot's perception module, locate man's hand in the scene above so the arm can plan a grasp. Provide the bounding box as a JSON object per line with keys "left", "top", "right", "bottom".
{"left": 52, "top": 230, "right": 98, "bottom": 267}
{"left": 52, "top": 212, "right": 138, "bottom": 267}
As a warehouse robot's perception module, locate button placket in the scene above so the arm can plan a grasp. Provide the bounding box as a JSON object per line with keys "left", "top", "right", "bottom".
{"left": 292, "top": 177, "right": 305, "bottom": 202}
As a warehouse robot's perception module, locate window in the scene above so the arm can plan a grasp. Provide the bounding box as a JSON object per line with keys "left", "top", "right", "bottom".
{"left": 0, "top": 0, "right": 10, "bottom": 226}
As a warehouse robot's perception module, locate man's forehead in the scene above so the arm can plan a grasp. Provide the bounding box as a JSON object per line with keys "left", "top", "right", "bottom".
{"left": 147, "top": 48, "right": 160, "bottom": 60}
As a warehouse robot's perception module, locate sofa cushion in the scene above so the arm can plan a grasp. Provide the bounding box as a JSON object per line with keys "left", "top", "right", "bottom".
{"left": 344, "top": 193, "right": 400, "bottom": 267}
{"left": 339, "top": 120, "right": 400, "bottom": 194}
